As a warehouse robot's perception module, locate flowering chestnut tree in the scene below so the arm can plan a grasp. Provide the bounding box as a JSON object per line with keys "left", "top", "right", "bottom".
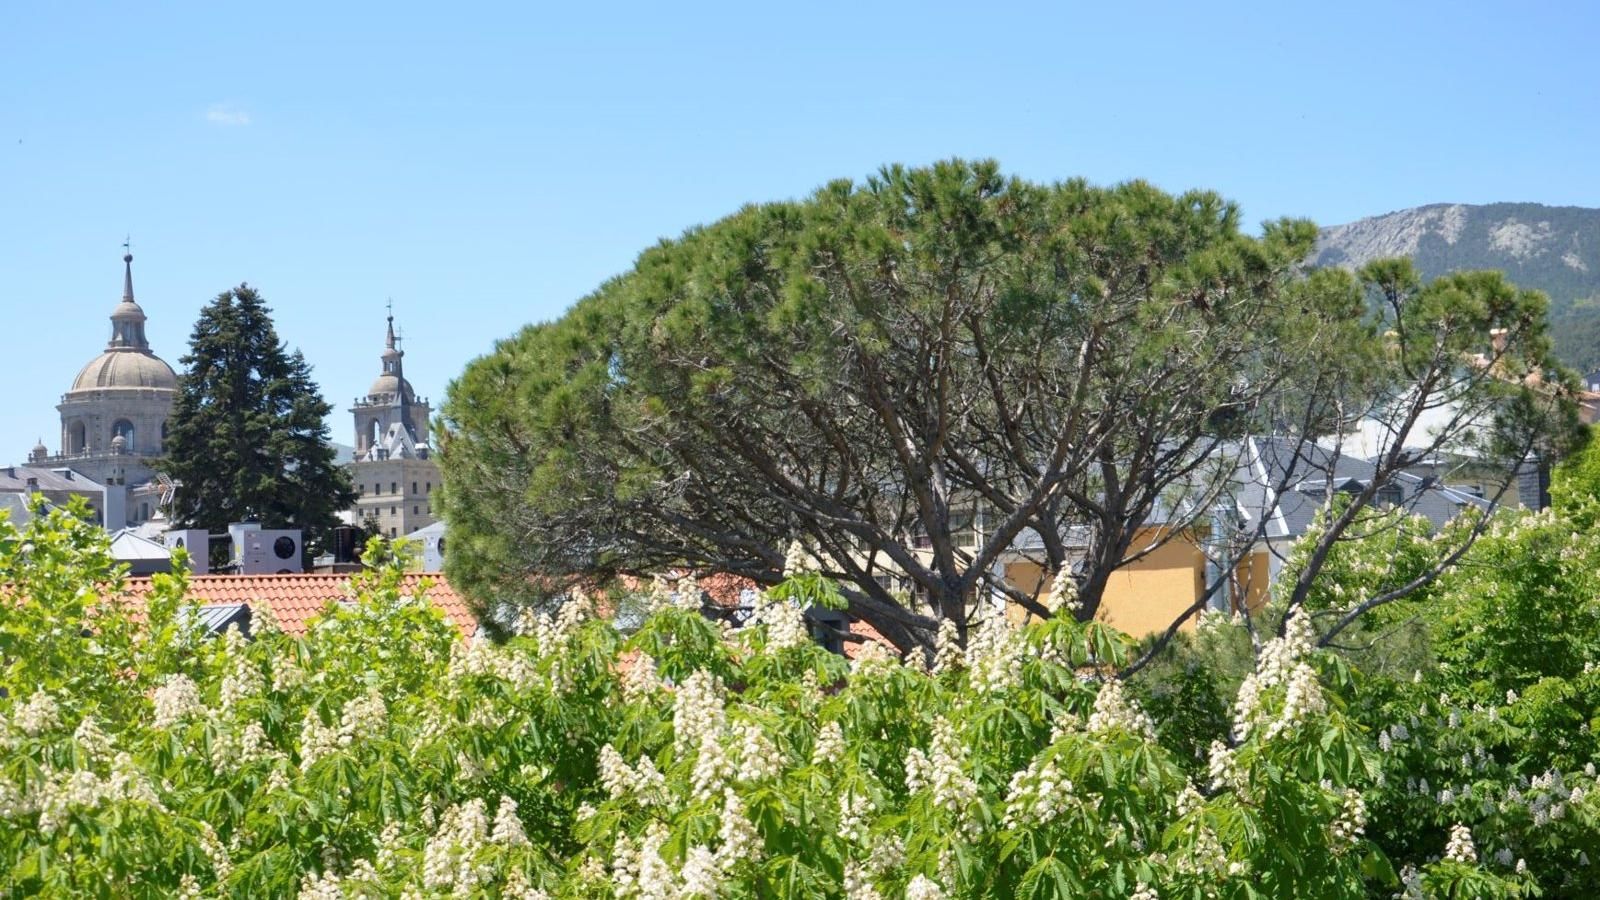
{"left": 0, "top": 501, "right": 1539, "bottom": 897}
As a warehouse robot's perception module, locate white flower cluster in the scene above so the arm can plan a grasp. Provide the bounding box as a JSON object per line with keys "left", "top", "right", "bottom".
{"left": 1044, "top": 567, "right": 1080, "bottom": 616}
{"left": 621, "top": 653, "right": 662, "bottom": 703}
{"left": 1376, "top": 721, "right": 1411, "bottom": 753}
{"left": 1516, "top": 768, "right": 1581, "bottom": 827}
{"left": 611, "top": 825, "right": 666, "bottom": 897}
{"left": 611, "top": 794, "right": 758, "bottom": 900}
{"left": 12, "top": 691, "right": 61, "bottom": 737}
{"left": 850, "top": 640, "right": 900, "bottom": 676}
{"left": 673, "top": 671, "right": 727, "bottom": 756}
{"left": 71, "top": 715, "right": 112, "bottom": 765}
{"left": 297, "top": 870, "right": 344, "bottom": 900}
{"left": 1176, "top": 823, "right": 1228, "bottom": 876}
{"left": 844, "top": 863, "right": 884, "bottom": 900}
{"left": 152, "top": 674, "right": 204, "bottom": 730}
{"left": 271, "top": 650, "right": 305, "bottom": 693}
{"left": 1443, "top": 822, "right": 1476, "bottom": 863}
{"left": 198, "top": 821, "right": 232, "bottom": 882}
{"left": 965, "top": 611, "right": 1024, "bottom": 694}
{"left": 598, "top": 744, "right": 667, "bottom": 805}
{"left": 904, "top": 874, "right": 947, "bottom": 900}
{"left": 455, "top": 638, "right": 542, "bottom": 696}
{"left": 421, "top": 796, "right": 522, "bottom": 894}
{"left": 813, "top": 721, "right": 845, "bottom": 766}
{"left": 750, "top": 595, "right": 809, "bottom": 652}
{"left": 482, "top": 795, "right": 526, "bottom": 847}
{"left": 251, "top": 601, "right": 283, "bottom": 636}
{"left": 931, "top": 619, "right": 963, "bottom": 674}
{"left": 735, "top": 723, "right": 781, "bottom": 783}
{"left": 502, "top": 867, "right": 550, "bottom": 900}
{"left": 904, "top": 717, "right": 979, "bottom": 837}
{"left": 218, "top": 628, "right": 265, "bottom": 711}
{"left": 538, "top": 596, "right": 592, "bottom": 654}
{"left": 1086, "top": 678, "right": 1156, "bottom": 741}
{"left": 1328, "top": 788, "right": 1366, "bottom": 853}
{"left": 299, "top": 689, "right": 387, "bottom": 770}
{"left": 1175, "top": 782, "right": 1204, "bottom": 818}
{"left": 1396, "top": 863, "right": 1424, "bottom": 899}
{"left": 1130, "top": 882, "right": 1159, "bottom": 900}
{"left": 783, "top": 539, "right": 817, "bottom": 577}
{"left": 838, "top": 791, "right": 875, "bottom": 844}
{"left": 1206, "top": 740, "right": 1242, "bottom": 792}
{"left": 1002, "top": 753, "right": 1074, "bottom": 829}
{"left": 690, "top": 730, "right": 735, "bottom": 804}
{"left": 717, "top": 787, "right": 762, "bottom": 868}
{"left": 31, "top": 751, "right": 164, "bottom": 835}
{"left": 678, "top": 845, "right": 722, "bottom": 897}
{"left": 1231, "top": 609, "right": 1325, "bottom": 742}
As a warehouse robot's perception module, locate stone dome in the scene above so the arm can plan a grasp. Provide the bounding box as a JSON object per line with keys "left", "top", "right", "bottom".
{"left": 70, "top": 349, "right": 179, "bottom": 392}
{"left": 367, "top": 372, "right": 414, "bottom": 400}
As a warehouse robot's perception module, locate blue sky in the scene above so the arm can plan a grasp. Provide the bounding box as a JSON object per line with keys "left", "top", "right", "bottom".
{"left": 3, "top": 1, "right": 1597, "bottom": 461}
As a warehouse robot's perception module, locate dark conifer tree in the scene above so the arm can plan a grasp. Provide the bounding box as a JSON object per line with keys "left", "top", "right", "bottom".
{"left": 159, "top": 284, "right": 355, "bottom": 560}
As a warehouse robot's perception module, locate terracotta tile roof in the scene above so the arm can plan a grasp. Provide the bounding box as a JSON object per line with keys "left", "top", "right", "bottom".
{"left": 117, "top": 573, "right": 477, "bottom": 638}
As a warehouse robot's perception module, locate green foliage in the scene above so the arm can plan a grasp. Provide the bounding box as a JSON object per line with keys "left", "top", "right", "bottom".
{"left": 1139, "top": 500, "right": 1600, "bottom": 898}
{"left": 158, "top": 284, "right": 355, "bottom": 558}
{"left": 0, "top": 506, "right": 1546, "bottom": 898}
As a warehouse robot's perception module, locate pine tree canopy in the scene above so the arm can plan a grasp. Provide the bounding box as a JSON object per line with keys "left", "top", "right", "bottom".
{"left": 438, "top": 160, "right": 1581, "bottom": 654}
{"left": 159, "top": 284, "right": 354, "bottom": 557}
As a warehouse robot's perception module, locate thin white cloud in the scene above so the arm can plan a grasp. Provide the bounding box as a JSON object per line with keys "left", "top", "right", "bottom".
{"left": 205, "top": 103, "right": 252, "bottom": 127}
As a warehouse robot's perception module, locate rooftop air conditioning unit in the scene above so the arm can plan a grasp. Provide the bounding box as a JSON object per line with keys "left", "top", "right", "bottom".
{"left": 162, "top": 529, "right": 211, "bottom": 574}
{"left": 230, "top": 523, "right": 304, "bottom": 574}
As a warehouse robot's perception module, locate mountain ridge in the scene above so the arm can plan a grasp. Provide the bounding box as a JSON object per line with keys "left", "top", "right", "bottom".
{"left": 1312, "top": 202, "right": 1600, "bottom": 371}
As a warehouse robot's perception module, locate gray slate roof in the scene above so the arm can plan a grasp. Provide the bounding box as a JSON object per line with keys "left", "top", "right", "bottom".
{"left": 1234, "top": 436, "right": 1488, "bottom": 540}
{"left": 0, "top": 465, "right": 103, "bottom": 493}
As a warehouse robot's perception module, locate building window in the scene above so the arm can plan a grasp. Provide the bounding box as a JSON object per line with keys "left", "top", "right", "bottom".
{"left": 425, "top": 481, "right": 431, "bottom": 493}
{"left": 390, "top": 506, "right": 396, "bottom": 516}
{"left": 412, "top": 481, "right": 418, "bottom": 495}
{"left": 358, "top": 484, "right": 364, "bottom": 495}
{"left": 389, "top": 528, "right": 396, "bottom": 538}
{"left": 374, "top": 483, "right": 380, "bottom": 495}
{"left": 391, "top": 482, "right": 397, "bottom": 494}
{"left": 69, "top": 421, "right": 87, "bottom": 454}
{"left": 413, "top": 505, "right": 419, "bottom": 514}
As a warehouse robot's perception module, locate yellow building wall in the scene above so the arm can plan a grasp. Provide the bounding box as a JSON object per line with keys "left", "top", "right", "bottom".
{"left": 1003, "top": 529, "right": 1271, "bottom": 636}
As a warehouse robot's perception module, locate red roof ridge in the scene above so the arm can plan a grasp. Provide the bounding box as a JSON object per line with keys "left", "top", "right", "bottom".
{"left": 116, "top": 571, "right": 476, "bottom": 638}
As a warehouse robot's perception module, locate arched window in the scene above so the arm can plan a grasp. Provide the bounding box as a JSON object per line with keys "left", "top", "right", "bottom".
{"left": 69, "top": 421, "right": 87, "bottom": 454}
{"left": 112, "top": 420, "right": 136, "bottom": 453}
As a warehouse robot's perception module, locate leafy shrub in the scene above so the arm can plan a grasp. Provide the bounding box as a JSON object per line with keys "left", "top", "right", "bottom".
{"left": 0, "top": 502, "right": 1542, "bottom": 897}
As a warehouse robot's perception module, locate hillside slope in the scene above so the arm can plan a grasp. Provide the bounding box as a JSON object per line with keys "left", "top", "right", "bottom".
{"left": 1312, "top": 203, "right": 1600, "bottom": 371}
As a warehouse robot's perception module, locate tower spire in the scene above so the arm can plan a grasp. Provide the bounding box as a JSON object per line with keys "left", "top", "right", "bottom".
{"left": 122, "top": 236, "right": 135, "bottom": 303}
{"left": 109, "top": 243, "right": 149, "bottom": 350}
